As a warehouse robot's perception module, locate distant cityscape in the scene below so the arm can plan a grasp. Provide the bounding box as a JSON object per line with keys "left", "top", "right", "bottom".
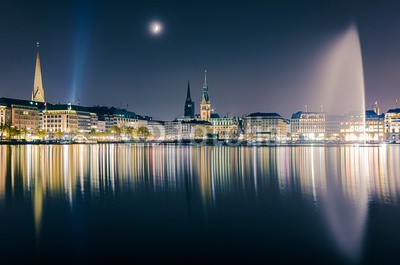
{"left": 1, "top": 47, "right": 400, "bottom": 144}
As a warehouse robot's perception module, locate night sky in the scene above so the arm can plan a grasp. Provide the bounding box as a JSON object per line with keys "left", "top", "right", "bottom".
{"left": 0, "top": 0, "right": 400, "bottom": 120}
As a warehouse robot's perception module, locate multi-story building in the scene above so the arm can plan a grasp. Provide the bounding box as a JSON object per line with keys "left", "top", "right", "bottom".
{"left": 340, "top": 111, "right": 364, "bottom": 141}
{"left": 243, "top": 112, "right": 288, "bottom": 142}
{"left": 365, "top": 110, "right": 385, "bottom": 142}
{"left": 291, "top": 111, "right": 325, "bottom": 141}
{"left": 165, "top": 120, "right": 183, "bottom": 140}
{"left": 210, "top": 114, "right": 239, "bottom": 139}
{"left": 112, "top": 109, "right": 141, "bottom": 128}
{"left": 146, "top": 120, "right": 165, "bottom": 140}
{"left": 325, "top": 115, "right": 342, "bottom": 140}
{"left": 385, "top": 108, "right": 400, "bottom": 141}
{"left": 97, "top": 119, "right": 106, "bottom": 132}
{"left": 0, "top": 97, "right": 44, "bottom": 133}
{"left": 0, "top": 104, "right": 10, "bottom": 126}
{"left": 11, "top": 104, "right": 41, "bottom": 132}
{"left": 182, "top": 120, "right": 212, "bottom": 140}
{"left": 42, "top": 104, "right": 97, "bottom": 134}
{"left": 87, "top": 107, "right": 151, "bottom": 132}
{"left": 339, "top": 110, "right": 385, "bottom": 142}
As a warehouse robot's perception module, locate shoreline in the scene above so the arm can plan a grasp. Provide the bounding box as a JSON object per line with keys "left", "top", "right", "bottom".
{"left": 0, "top": 139, "right": 398, "bottom": 147}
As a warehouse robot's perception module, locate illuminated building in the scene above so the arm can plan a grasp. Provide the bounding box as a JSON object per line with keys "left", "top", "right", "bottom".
{"left": 210, "top": 114, "right": 239, "bottom": 139}
{"left": 0, "top": 104, "right": 11, "bottom": 126}
{"left": 31, "top": 43, "right": 46, "bottom": 102}
{"left": 97, "top": 120, "right": 106, "bottom": 132}
{"left": 364, "top": 110, "right": 385, "bottom": 142}
{"left": 243, "top": 112, "right": 288, "bottom": 142}
{"left": 325, "top": 115, "right": 342, "bottom": 140}
{"left": 199, "top": 70, "right": 211, "bottom": 121}
{"left": 165, "top": 120, "right": 183, "bottom": 140}
{"left": 0, "top": 97, "right": 44, "bottom": 133}
{"left": 385, "top": 108, "right": 400, "bottom": 141}
{"left": 183, "top": 120, "right": 212, "bottom": 139}
{"left": 146, "top": 120, "right": 165, "bottom": 140}
{"left": 340, "top": 110, "right": 384, "bottom": 142}
{"left": 112, "top": 110, "right": 141, "bottom": 128}
{"left": 290, "top": 111, "right": 325, "bottom": 141}
{"left": 42, "top": 104, "right": 97, "bottom": 133}
{"left": 87, "top": 107, "right": 152, "bottom": 131}
{"left": 165, "top": 119, "right": 212, "bottom": 140}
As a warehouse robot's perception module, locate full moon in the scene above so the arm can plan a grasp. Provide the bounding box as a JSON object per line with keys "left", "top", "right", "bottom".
{"left": 149, "top": 21, "right": 163, "bottom": 35}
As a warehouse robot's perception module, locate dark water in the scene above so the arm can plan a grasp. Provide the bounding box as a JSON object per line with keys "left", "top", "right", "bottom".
{"left": 0, "top": 144, "right": 399, "bottom": 264}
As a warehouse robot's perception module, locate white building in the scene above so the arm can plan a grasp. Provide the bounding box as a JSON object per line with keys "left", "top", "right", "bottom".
{"left": 210, "top": 114, "right": 239, "bottom": 139}
{"left": 243, "top": 112, "right": 288, "bottom": 142}
{"left": 290, "top": 111, "right": 325, "bottom": 141}
{"left": 42, "top": 104, "right": 97, "bottom": 134}
{"left": 385, "top": 108, "right": 400, "bottom": 141}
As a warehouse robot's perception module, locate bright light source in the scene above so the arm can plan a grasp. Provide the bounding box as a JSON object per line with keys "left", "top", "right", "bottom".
{"left": 149, "top": 21, "right": 163, "bottom": 35}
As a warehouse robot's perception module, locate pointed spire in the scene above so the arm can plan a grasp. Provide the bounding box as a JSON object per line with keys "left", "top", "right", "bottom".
{"left": 186, "top": 81, "right": 191, "bottom": 100}
{"left": 202, "top": 70, "right": 209, "bottom": 103}
{"left": 32, "top": 42, "right": 45, "bottom": 102}
{"left": 184, "top": 80, "right": 195, "bottom": 118}
{"left": 203, "top": 70, "right": 208, "bottom": 89}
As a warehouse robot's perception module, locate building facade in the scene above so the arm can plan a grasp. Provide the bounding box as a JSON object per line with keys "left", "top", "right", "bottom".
{"left": 385, "top": 108, "right": 400, "bottom": 141}
{"left": 340, "top": 110, "right": 385, "bottom": 142}
{"left": 0, "top": 104, "right": 11, "bottom": 126}
{"left": 165, "top": 121, "right": 183, "bottom": 140}
{"left": 42, "top": 104, "right": 97, "bottom": 134}
{"left": 0, "top": 98, "right": 44, "bottom": 133}
{"left": 365, "top": 110, "right": 385, "bottom": 142}
{"left": 11, "top": 104, "right": 41, "bottom": 132}
{"left": 210, "top": 114, "right": 239, "bottom": 139}
{"left": 243, "top": 112, "right": 288, "bottom": 142}
{"left": 182, "top": 120, "right": 212, "bottom": 140}
{"left": 146, "top": 120, "right": 165, "bottom": 140}
{"left": 325, "top": 115, "right": 342, "bottom": 140}
{"left": 291, "top": 111, "right": 325, "bottom": 141}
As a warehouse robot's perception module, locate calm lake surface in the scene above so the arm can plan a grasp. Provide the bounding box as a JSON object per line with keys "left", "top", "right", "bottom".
{"left": 0, "top": 144, "right": 399, "bottom": 264}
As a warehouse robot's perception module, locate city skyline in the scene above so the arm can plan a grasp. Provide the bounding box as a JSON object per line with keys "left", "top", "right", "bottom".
{"left": 1, "top": 43, "right": 398, "bottom": 122}
{"left": 2, "top": 2, "right": 400, "bottom": 265}
{"left": 1, "top": 1, "right": 400, "bottom": 120}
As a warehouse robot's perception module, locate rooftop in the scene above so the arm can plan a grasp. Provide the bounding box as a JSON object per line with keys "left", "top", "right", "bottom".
{"left": 291, "top": 111, "right": 325, "bottom": 119}
{"left": 387, "top": 108, "right": 400, "bottom": 114}
{"left": 246, "top": 112, "right": 283, "bottom": 118}
{"left": 0, "top": 97, "right": 46, "bottom": 109}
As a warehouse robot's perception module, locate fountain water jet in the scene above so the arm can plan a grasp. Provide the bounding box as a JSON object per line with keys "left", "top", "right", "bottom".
{"left": 312, "top": 24, "right": 367, "bottom": 142}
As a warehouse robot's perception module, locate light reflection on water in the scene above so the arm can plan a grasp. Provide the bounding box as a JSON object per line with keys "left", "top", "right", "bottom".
{"left": 0, "top": 144, "right": 399, "bottom": 263}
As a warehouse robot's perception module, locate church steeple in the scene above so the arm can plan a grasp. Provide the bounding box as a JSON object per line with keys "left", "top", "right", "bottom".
{"left": 200, "top": 70, "right": 211, "bottom": 121}
{"left": 202, "top": 70, "right": 209, "bottom": 103}
{"left": 184, "top": 81, "right": 195, "bottom": 118}
{"left": 32, "top": 42, "right": 45, "bottom": 102}
{"left": 186, "top": 81, "right": 191, "bottom": 101}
